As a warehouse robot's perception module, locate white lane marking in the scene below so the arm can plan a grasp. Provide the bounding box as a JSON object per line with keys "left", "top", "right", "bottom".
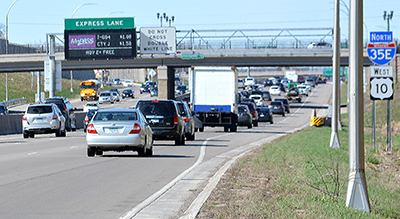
{"left": 119, "top": 133, "right": 234, "bottom": 219}
{"left": 27, "top": 152, "right": 39, "bottom": 156}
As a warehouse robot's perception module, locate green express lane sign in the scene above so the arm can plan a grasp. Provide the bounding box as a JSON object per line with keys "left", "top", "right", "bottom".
{"left": 64, "top": 17, "right": 137, "bottom": 60}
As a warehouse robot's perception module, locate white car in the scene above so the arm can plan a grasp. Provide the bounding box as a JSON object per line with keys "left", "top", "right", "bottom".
{"left": 83, "top": 102, "right": 100, "bottom": 112}
{"left": 123, "top": 80, "right": 134, "bottom": 87}
{"left": 22, "top": 103, "right": 66, "bottom": 138}
{"left": 249, "top": 94, "right": 264, "bottom": 107}
{"left": 111, "top": 91, "right": 120, "bottom": 102}
{"left": 269, "top": 85, "right": 281, "bottom": 96}
{"left": 99, "top": 92, "right": 115, "bottom": 104}
{"left": 297, "top": 84, "right": 310, "bottom": 96}
{"left": 244, "top": 77, "right": 256, "bottom": 86}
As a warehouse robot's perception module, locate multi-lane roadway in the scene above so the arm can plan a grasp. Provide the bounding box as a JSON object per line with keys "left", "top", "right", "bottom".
{"left": 0, "top": 83, "right": 332, "bottom": 219}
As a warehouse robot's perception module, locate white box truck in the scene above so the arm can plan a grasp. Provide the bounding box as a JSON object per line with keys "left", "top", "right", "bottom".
{"left": 285, "top": 70, "right": 298, "bottom": 83}
{"left": 190, "top": 66, "right": 238, "bottom": 132}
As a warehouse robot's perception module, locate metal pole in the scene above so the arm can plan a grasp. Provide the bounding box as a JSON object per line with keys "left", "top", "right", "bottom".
{"left": 37, "top": 71, "right": 42, "bottom": 103}
{"left": 345, "top": 0, "right": 370, "bottom": 212}
{"left": 388, "top": 100, "right": 392, "bottom": 151}
{"left": 330, "top": 0, "right": 341, "bottom": 148}
{"left": 372, "top": 100, "right": 376, "bottom": 150}
{"left": 49, "top": 35, "right": 56, "bottom": 98}
{"left": 70, "top": 70, "right": 74, "bottom": 92}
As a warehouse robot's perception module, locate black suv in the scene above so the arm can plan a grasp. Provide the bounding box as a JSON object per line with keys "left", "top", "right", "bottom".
{"left": 136, "top": 100, "right": 185, "bottom": 145}
{"left": 44, "top": 97, "right": 77, "bottom": 131}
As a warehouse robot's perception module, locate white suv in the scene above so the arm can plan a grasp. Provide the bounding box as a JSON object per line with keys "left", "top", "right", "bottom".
{"left": 22, "top": 103, "right": 66, "bottom": 138}
{"left": 244, "top": 77, "right": 256, "bottom": 86}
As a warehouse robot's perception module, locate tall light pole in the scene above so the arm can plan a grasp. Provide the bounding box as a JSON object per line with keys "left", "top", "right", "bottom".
{"left": 157, "top": 13, "right": 166, "bottom": 27}
{"left": 71, "top": 3, "right": 97, "bottom": 18}
{"left": 69, "top": 3, "right": 97, "bottom": 93}
{"left": 105, "top": 11, "right": 124, "bottom": 17}
{"left": 5, "top": 0, "right": 20, "bottom": 102}
{"left": 383, "top": 11, "right": 394, "bottom": 31}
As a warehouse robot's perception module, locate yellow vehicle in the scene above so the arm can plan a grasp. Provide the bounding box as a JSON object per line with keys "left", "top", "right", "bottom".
{"left": 79, "top": 80, "right": 101, "bottom": 101}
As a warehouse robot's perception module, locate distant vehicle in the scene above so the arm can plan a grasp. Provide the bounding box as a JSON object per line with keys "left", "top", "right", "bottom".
{"left": 285, "top": 86, "right": 302, "bottom": 103}
{"left": 0, "top": 103, "right": 9, "bottom": 115}
{"left": 140, "top": 84, "right": 150, "bottom": 94}
{"left": 269, "top": 85, "right": 281, "bottom": 96}
{"left": 176, "top": 101, "right": 195, "bottom": 140}
{"left": 111, "top": 91, "right": 120, "bottom": 102}
{"left": 112, "top": 78, "right": 121, "bottom": 85}
{"left": 248, "top": 84, "right": 263, "bottom": 92}
{"left": 110, "top": 88, "right": 120, "bottom": 95}
{"left": 79, "top": 80, "right": 101, "bottom": 101}
{"left": 307, "top": 41, "right": 332, "bottom": 49}
{"left": 262, "top": 90, "right": 272, "bottom": 101}
{"left": 86, "top": 108, "right": 153, "bottom": 157}
{"left": 238, "top": 79, "right": 245, "bottom": 89}
{"left": 285, "top": 70, "right": 298, "bottom": 83}
{"left": 150, "top": 87, "right": 158, "bottom": 97}
{"left": 249, "top": 94, "right": 264, "bottom": 107}
{"left": 256, "top": 107, "right": 274, "bottom": 124}
{"left": 22, "top": 103, "right": 66, "bottom": 138}
{"left": 123, "top": 80, "right": 134, "bottom": 87}
{"left": 122, "top": 89, "right": 135, "bottom": 99}
{"left": 240, "top": 102, "right": 258, "bottom": 127}
{"left": 175, "top": 85, "right": 188, "bottom": 95}
{"left": 99, "top": 92, "right": 115, "bottom": 104}
{"left": 175, "top": 77, "right": 183, "bottom": 85}
{"left": 305, "top": 78, "right": 316, "bottom": 87}
{"left": 191, "top": 67, "right": 238, "bottom": 132}
{"left": 274, "top": 98, "right": 290, "bottom": 113}
{"left": 83, "top": 102, "right": 100, "bottom": 112}
{"left": 244, "top": 77, "right": 256, "bottom": 86}
{"left": 83, "top": 109, "right": 98, "bottom": 133}
{"left": 136, "top": 99, "right": 186, "bottom": 145}
{"left": 263, "top": 78, "right": 274, "bottom": 87}
{"left": 238, "top": 105, "right": 252, "bottom": 129}
{"left": 146, "top": 81, "right": 158, "bottom": 89}
{"left": 298, "top": 76, "right": 305, "bottom": 84}
{"left": 297, "top": 84, "right": 310, "bottom": 96}
{"left": 268, "top": 101, "right": 285, "bottom": 116}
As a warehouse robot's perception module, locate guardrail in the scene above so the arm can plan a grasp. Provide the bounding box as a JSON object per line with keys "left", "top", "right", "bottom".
{"left": 1, "top": 98, "right": 27, "bottom": 106}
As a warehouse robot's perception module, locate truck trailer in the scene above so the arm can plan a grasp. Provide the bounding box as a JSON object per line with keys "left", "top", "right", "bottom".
{"left": 190, "top": 66, "right": 238, "bottom": 132}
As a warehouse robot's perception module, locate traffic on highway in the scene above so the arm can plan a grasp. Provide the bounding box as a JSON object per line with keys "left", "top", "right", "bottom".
{"left": 0, "top": 71, "right": 332, "bottom": 219}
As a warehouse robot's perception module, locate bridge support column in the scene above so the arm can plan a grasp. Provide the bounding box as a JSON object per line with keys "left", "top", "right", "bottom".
{"left": 157, "top": 66, "right": 175, "bottom": 100}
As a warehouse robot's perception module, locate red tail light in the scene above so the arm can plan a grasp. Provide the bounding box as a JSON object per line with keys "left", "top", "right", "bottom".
{"left": 52, "top": 115, "right": 58, "bottom": 120}
{"left": 65, "top": 107, "right": 67, "bottom": 112}
{"left": 22, "top": 116, "right": 27, "bottom": 121}
{"left": 184, "top": 117, "right": 189, "bottom": 122}
{"left": 87, "top": 124, "right": 98, "bottom": 134}
{"left": 252, "top": 111, "right": 256, "bottom": 117}
{"left": 174, "top": 116, "right": 179, "bottom": 125}
{"left": 84, "top": 116, "right": 89, "bottom": 123}
{"left": 129, "top": 123, "right": 141, "bottom": 134}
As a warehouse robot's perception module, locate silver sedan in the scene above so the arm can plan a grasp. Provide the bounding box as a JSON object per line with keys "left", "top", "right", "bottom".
{"left": 86, "top": 108, "right": 153, "bottom": 157}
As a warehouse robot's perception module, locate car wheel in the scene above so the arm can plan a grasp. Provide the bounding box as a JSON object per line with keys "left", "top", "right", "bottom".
{"left": 270, "top": 120, "right": 274, "bottom": 124}
{"left": 23, "top": 131, "right": 29, "bottom": 139}
{"left": 282, "top": 113, "right": 285, "bottom": 117}
{"left": 254, "top": 120, "right": 258, "bottom": 127}
{"left": 87, "top": 148, "right": 95, "bottom": 157}
{"left": 146, "top": 139, "right": 153, "bottom": 156}
{"left": 188, "top": 132, "right": 195, "bottom": 140}
{"left": 95, "top": 150, "right": 103, "bottom": 156}
{"left": 199, "top": 127, "right": 204, "bottom": 132}
{"left": 61, "top": 129, "right": 66, "bottom": 137}
{"left": 175, "top": 134, "right": 181, "bottom": 146}
{"left": 224, "top": 126, "right": 229, "bottom": 132}
{"left": 248, "top": 123, "right": 252, "bottom": 129}
{"left": 29, "top": 132, "right": 35, "bottom": 138}
{"left": 230, "top": 124, "right": 237, "bottom": 132}
{"left": 181, "top": 134, "right": 185, "bottom": 145}
{"left": 56, "top": 128, "right": 61, "bottom": 137}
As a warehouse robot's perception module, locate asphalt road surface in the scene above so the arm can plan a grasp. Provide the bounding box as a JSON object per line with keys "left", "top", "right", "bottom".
{"left": 0, "top": 83, "right": 332, "bottom": 219}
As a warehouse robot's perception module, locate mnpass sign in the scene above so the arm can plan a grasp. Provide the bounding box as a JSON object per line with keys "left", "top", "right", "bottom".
{"left": 367, "top": 31, "right": 396, "bottom": 65}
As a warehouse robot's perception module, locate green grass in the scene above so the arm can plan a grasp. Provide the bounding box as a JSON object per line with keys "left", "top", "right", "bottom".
{"left": 199, "top": 82, "right": 400, "bottom": 219}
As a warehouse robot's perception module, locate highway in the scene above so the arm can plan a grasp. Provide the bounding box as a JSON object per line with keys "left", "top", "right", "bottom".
{"left": 0, "top": 83, "right": 332, "bottom": 219}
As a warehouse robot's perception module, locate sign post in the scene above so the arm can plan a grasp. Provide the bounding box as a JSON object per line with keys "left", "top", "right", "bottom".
{"left": 368, "top": 31, "right": 396, "bottom": 152}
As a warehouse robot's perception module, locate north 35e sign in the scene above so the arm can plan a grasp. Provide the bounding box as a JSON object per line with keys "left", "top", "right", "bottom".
{"left": 370, "top": 66, "right": 394, "bottom": 100}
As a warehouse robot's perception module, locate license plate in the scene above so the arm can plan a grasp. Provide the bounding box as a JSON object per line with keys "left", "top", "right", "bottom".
{"left": 151, "top": 119, "right": 159, "bottom": 123}
{"left": 260, "top": 114, "right": 265, "bottom": 117}
{"left": 106, "top": 128, "right": 119, "bottom": 133}
{"left": 35, "top": 118, "right": 44, "bottom": 122}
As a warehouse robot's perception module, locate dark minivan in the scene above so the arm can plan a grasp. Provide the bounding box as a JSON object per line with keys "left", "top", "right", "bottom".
{"left": 136, "top": 100, "right": 186, "bottom": 145}
{"left": 44, "top": 97, "right": 77, "bottom": 131}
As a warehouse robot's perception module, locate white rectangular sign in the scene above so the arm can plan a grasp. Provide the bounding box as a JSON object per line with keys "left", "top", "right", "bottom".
{"left": 140, "top": 27, "right": 176, "bottom": 54}
{"left": 44, "top": 60, "right": 62, "bottom": 91}
{"left": 370, "top": 66, "right": 393, "bottom": 78}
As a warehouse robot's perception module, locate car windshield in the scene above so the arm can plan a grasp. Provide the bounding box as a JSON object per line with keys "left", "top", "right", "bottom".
{"left": 123, "top": 90, "right": 132, "bottom": 93}
{"left": 251, "top": 96, "right": 261, "bottom": 100}
{"left": 93, "top": 112, "right": 137, "bottom": 121}
{"left": 100, "top": 93, "right": 110, "bottom": 96}
{"left": 27, "top": 106, "right": 52, "bottom": 114}
{"left": 238, "top": 107, "right": 247, "bottom": 114}
{"left": 270, "top": 102, "right": 282, "bottom": 106}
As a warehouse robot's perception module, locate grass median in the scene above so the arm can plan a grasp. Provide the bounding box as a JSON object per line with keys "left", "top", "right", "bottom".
{"left": 197, "top": 83, "right": 400, "bottom": 219}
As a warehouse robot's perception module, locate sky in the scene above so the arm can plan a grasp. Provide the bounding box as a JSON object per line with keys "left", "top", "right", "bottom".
{"left": 0, "top": 0, "right": 399, "bottom": 45}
